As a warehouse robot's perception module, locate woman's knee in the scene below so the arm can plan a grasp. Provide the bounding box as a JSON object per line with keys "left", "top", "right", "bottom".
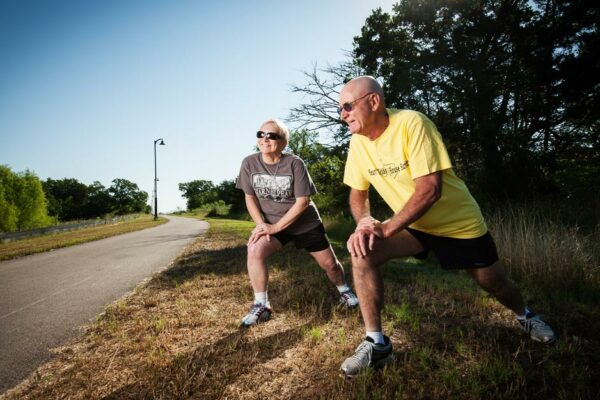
{"left": 247, "top": 242, "right": 268, "bottom": 261}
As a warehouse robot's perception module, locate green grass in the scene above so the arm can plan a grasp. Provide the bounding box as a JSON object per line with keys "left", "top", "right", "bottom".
{"left": 4, "top": 215, "right": 599, "bottom": 399}
{"left": 0, "top": 214, "right": 167, "bottom": 261}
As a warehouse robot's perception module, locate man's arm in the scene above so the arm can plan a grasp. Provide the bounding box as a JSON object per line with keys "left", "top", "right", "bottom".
{"left": 379, "top": 171, "right": 442, "bottom": 238}
{"left": 347, "top": 172, "right": 442, "bottom": 257}
{"left": 349, "top": 188, "right": 371, "bottom": 223}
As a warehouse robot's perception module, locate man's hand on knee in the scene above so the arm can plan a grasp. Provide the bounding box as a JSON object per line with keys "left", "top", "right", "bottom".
{"left": 347, "top": 228, "right": 377, "bottom": 258}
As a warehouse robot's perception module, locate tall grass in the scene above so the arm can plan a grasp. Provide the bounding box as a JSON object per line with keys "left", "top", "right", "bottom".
{"left": 487, "top": 204, "right": 600, "bottom": 288}
{"left": 5, "top": 218, "right": 599, "bottom": 399}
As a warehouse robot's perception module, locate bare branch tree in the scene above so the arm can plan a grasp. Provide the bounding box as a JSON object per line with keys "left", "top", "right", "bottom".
{"left": 287, "top": 58, "right": 366, "bottom": 144}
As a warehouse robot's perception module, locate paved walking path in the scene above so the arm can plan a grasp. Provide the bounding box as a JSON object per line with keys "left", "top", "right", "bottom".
{"left": 0, "top": 215, "right": 209, "bottom": 394}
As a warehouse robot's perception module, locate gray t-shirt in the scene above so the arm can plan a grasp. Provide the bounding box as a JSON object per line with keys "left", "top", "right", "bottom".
{"left": 236, "top": 153, "right": 322, "bottom": 234}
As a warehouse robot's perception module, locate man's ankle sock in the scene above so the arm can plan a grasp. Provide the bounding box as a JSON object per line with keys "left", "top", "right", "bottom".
{"left": 516, "top": 307, "right": 532, "bottom": 320}
{"left": 366, "top": 331, "right": 385, "bottom": 345}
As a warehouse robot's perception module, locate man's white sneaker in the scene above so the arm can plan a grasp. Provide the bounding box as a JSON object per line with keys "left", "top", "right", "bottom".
{"left": 518, "top": 312, "right": 556, "bottom": 344}
{"left": 340, "top": 336, "right": 394, "bottom": 377}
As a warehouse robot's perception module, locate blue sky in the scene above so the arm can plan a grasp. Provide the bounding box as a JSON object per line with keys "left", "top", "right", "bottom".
{"left": 0, "top": 0, "right": 395, "bottom": 212}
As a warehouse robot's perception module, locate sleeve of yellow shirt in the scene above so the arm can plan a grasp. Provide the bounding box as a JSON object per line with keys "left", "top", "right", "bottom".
{"left": 343, "top": 136, "right": 370, "bottom": 190}
{"left": 405, "top": 111, "right": 453, "bottom": 178}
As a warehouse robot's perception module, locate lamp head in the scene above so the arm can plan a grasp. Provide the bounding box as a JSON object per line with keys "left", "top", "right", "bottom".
{"left": 159, "top": 139, "right": 165, "bottom": 145}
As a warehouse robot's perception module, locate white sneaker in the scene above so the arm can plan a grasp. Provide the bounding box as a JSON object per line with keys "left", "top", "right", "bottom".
{"left": 240, "top": 303, "right": 272, "bottom": 327}
{"left": 340, "top": 336, "right": 394, "bottom": 377}
{"left": 339, "top": 289, "right": 359, "bottom": 308}
{"left": 518, "top": 312, "right": 556, "bottom": 344}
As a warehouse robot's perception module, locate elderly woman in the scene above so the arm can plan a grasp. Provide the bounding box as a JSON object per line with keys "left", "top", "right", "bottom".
{"left": 236, "top": 118, "right": 358, "bottom": 326}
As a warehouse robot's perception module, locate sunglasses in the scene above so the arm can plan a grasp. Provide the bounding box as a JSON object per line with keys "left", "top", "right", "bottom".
{"left": 256, "top": 131, "right": 283, "bottom": 140}
{"left": 337, "top": 92, "right": 375, "bottom": 115}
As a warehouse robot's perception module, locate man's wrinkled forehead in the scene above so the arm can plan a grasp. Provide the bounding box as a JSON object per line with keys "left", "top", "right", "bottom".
{"left": 340, "top": 81, "right": 360, "bottom": 102}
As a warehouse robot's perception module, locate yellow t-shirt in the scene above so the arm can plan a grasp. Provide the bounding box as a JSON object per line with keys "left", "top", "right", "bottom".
{"left": 343, "top": 109, "right": 487, "bottom": 239}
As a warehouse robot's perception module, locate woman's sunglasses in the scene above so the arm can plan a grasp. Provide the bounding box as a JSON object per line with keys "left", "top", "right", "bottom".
{"left": 256, "top": 131, "right": 282, "bottom": 140}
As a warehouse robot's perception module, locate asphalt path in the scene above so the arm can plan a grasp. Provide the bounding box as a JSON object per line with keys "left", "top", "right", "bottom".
{"left": 0, "top": 215, "right": 209, "bottom": 394}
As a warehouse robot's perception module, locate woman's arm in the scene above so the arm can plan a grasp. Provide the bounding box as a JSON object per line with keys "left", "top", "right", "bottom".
{"left": 262, "top": 196, "right": 309, "bottom": 234}
{"left": 245, "top": 194, "right": 264, "bottom": 225}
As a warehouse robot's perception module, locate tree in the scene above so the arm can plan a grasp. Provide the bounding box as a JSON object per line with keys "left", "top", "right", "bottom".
{"left": 289, "top": 1, "right": 599, "bottom": 203}
{"left": 0, "top": 166, "right": 51, "bottom": 232}
{"left": 108, "top": 178, "right": 148, "bottom": 215}
{"left": 0, "top": 166, "right": 19, "bottom": 232}
{"left": 352, "top": 0, "right": 599, "bottom": 199}
{"left": 214, "top": 179, "right": 245, "bottom": 215}
{"left": 43, "top": 178, "right": 89, "bottom": 220}
{"left": 178, "top": 180, "right": 218, "bottom": 210}
{"left": 288, "top": 61, "right": 363, "bottom": 144}
{"left": 85, "top": 181, "right": 113, "bottom": 218}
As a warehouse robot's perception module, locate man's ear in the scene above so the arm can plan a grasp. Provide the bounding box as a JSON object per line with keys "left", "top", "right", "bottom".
{"left": 370, "top": 93, "right": 381, "bottom": 111}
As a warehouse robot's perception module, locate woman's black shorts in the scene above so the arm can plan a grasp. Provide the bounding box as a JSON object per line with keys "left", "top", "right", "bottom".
{"left": 272, "top": 223, "right": 331, "bottom": 253}
{"left": 406, "top": 227, "right": 499, "bottom": 270}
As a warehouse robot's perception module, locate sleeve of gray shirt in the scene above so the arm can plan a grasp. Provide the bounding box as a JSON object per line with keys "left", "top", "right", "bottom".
{"left": 235, "top": 157, "right": 255, "bottom": 195}
{"left": 291, "top": 156, "right": 317, "bottom": 197}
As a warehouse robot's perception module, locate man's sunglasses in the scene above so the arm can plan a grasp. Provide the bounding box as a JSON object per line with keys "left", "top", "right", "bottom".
{"left": 256, "top": 131, "right": 283, "bottom": 140}
{"left": 337, "top": 91, "right": 375, "bottom": 115}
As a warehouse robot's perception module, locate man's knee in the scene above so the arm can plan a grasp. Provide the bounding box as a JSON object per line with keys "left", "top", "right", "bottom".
{"left": 351, "top": 254, "right": 379, "bottom": 275}
{"left": 470, "top": 264, "right": 510, "bottom": 294}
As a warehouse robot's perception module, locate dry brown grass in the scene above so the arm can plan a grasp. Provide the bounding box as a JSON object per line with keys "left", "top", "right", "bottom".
{"left": 2, "top": 218, "right": 598, "bottom": 399}
{"left": 0, "top": 215, "right": 167, "bottom": 261}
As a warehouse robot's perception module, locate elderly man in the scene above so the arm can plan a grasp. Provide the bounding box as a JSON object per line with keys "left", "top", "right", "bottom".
{"left": 338, "top": 76, "right": 555, "bottom": 377}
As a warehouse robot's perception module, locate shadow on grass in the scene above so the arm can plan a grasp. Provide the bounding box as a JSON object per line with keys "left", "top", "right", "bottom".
{"left": 101, "top": 323, "right": 309, "bottom": 400}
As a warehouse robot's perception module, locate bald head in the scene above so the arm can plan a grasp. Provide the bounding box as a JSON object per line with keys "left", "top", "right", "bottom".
{"left": 344, "top": 76, "right": 385, "bottom": 100}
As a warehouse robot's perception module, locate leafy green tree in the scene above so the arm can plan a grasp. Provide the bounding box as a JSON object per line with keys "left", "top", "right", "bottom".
{"left": 43, "top": 178, "right": 89, "bottom": 220}
{"left": 289, "top": 1, "right": 599, "bottom": 207}
{"left": 352, "top": 0, "right": 599, "bottom": 199}
{"left": 108, "top": 178, "right": 148, "bottom": 215}
{"left": 85, "top": 181, "right": 113, "bottom": 218}
{"left": 215, "top": 179, "right": 245, "bottom": 215}
{"left": 178, "top": 180, "right": 218, "bottom": 211}
{"left": 0, "top": 166, "right": 19, "bottom": 232}
{"left": 0, "top": 166, "right": 51, "bottom": 231}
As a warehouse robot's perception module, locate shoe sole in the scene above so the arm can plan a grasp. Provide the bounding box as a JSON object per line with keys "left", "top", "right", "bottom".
{"left": 531, "top": 335, "right": 556, "bottom": 344}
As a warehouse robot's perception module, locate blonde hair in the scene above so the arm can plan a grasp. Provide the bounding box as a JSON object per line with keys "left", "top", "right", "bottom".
{"left": 261, "top": 118, "right": 289, "bottom": 146}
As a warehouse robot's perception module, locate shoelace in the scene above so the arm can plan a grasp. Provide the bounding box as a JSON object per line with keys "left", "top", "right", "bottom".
{"left": 525, "top": 316, "right": 546, "bottom": 331}
{"left": 350, "top": 341, "right": 373, "bottom": 363}
{"left": 249, "top": 304, "right": 267, "bottom": 317}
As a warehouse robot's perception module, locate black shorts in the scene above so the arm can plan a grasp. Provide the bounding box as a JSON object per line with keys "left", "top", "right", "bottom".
{"left": 406, "top": 227, "right": 499, "bottom": 270}
{"left": 272, "top": 223, "right": 331, "bottom": 253}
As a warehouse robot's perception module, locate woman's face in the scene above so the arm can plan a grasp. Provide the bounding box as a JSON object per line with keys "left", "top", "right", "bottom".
{"left": 257, "top": 122, "right": 285, "bottom": 157}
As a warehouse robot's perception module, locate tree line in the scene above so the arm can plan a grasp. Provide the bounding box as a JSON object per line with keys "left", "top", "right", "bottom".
{"left": 0, "top": 165, "right": 149, "bottom": 232}
{"left": 184, "top": 1, "right": 598, "bottom": 226}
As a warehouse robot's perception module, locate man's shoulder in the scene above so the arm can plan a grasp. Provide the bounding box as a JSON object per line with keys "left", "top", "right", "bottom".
{"left": 388, "top": 109, "right": 430, "bottom": 124}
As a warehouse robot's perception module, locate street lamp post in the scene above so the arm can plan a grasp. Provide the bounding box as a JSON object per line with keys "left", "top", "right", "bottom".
{"left": 153, "top": 138, "right": 166, "bottom": 220}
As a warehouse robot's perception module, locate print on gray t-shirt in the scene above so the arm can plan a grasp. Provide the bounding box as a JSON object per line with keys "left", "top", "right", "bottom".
{"left": 252, "top": 173, "right": 292, "bottom": 202}
{"left": 236, "top": 153, "right": 322, "bottom": 235}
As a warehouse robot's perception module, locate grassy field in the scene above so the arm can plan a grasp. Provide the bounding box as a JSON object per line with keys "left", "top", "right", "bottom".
{"left": 2, "top": 216, "right": 599, "bottom": 399}
{"left": 0, "top": 215, "right": 167, "bottom": 261}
